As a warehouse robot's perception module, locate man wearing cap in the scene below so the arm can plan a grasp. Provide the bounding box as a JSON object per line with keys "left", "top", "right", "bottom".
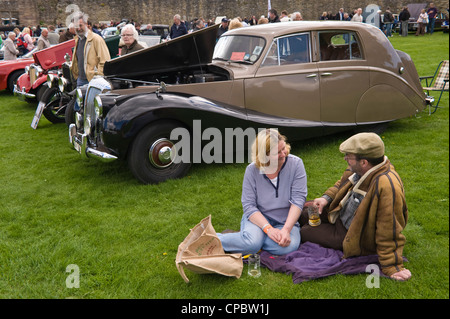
{"left": 299, "top": 133, "right": 411, "bottom": 281}
{"left": 217, "top": 18, "right": 229, "bottom": 39}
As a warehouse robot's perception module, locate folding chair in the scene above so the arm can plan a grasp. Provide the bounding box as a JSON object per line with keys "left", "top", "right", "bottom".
{"left": 420, "top": 60, "right": 449, "bottom": 114}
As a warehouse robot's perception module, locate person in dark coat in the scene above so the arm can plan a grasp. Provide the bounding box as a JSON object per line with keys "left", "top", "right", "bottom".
{"left": 169, "top": 14, "right": 187, "bottom": 39}
{"left": 216, "top": 18, "right": 229, "bottom": 39}
{"left": 268, "top": 9, "right": 281, "bottom": 23}
{"left": 399, "top": 7, "right": 411, "bottom": 36}
{"left": 59, "top": 23, "right": 76, "bottom": 43}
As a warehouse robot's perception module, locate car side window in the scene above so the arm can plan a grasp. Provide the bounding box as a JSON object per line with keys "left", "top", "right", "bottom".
{"left": 319, "top": 31, "right": 362, "bottom": 61}
{"left": 262, "top": 33, "right": 310, "bottom": 66}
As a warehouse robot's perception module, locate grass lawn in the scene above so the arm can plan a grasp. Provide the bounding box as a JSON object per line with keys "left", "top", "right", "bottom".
{"left": 0, "top": 31, "right": 448, "bottom": 302}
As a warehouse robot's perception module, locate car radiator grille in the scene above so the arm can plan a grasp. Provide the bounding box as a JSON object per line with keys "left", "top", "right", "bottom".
{"left": 84, "top": 86, "right": 102, "bottom": 138}
{"left": 29, "top": 68, "right": 37, "bottom": 85}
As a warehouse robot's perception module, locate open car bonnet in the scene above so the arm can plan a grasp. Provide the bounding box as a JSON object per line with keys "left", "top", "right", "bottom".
{"left": 33, "top": 39, "right": 75, "bottom": 70}
{"left": 103, "top": 24, "right": 219, "bottom": 79}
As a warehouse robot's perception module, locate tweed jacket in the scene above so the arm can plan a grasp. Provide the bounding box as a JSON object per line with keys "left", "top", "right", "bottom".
{"left": 71, "top": 30, "right": 111, "bottom": 82}
{"left": 324, "top": 156, "right": 408, "bottom": 276}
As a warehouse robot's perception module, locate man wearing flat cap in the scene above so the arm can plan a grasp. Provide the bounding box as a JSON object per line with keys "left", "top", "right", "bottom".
{"left": 299, "top": 133, "right": 411, "bottom": 281}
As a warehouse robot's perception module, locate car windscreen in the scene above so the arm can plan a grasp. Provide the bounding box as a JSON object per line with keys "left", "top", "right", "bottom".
{"left": 213, "top": 35, "right": 265, "bottom": 64}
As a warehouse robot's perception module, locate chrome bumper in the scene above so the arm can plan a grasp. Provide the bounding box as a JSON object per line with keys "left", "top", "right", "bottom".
{"left": 13, "top": 84, "right": 36, "bottom": 101}
{"left": 69, "top": 124, "right": 118, "bottom": 163}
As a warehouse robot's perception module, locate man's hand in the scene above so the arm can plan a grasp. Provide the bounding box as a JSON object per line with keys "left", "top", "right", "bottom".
{"left": 313, "top": 197, "right": 329, "bottom": 214}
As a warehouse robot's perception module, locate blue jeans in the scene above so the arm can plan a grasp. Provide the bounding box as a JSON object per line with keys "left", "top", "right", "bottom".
{"left": 77, "top": 77, "right": 89, "bottom": 87}
{"left": 217, "top": 215, "right": 301, "bottom": 256}
{"left": 385, "top": 23, "right": 393, "bottom": 37}
{"left": 428, "top": 18, "right": 436, "bottom": 34}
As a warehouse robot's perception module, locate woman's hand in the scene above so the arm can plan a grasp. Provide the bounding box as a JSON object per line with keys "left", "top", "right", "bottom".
{"left": 267, "top": 227, "right": 291, "bottom": 247}
{"left": 278, "top": 228, "right": 291, "bottom": 247}
{"left": 266, "top": 227, "right": 281, "bottom": 245}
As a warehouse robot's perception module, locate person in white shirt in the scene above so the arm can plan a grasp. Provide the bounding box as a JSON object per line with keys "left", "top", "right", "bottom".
{"left": 351, "top": 8, "right": 364, "bottom": 22}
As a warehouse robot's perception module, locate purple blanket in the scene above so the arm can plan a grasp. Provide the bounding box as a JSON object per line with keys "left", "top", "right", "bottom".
{"left": 260, "top": 242, "right": 402, "bottom": 283}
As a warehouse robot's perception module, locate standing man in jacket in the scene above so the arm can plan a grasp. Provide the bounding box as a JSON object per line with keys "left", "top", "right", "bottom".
{"left": 36, "top": 29, "right": 51, "bottom": 51}
{"left": 70, "top": 14, "right": 110, "bottom": 87}
{"left": 268, "top": 9, "right": 281, "bottom": 23}
{"left": 299, "top": 133, "right": 411, "bottom": 281}
{"left": 427, "top": 3, "right": 438, "bottom": 34}
{"left": 169, "top": 14, "right": 187, "bottom": 39}
{"left": 383, "top": 8, "right": 395, "bottom": 37}
{"left": 3, "top": 32, "right": 19, "bottom": 60}
{"left": 399, "top": 7, "right": 411, "bottom": 36}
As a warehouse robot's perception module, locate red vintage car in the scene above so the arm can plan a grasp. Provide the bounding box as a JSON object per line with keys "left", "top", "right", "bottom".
{"left": 14, "top": 39, "right": 75, "bottom": 102}
{"left": 0, "top": 49, "right": 36, "bottom": 93}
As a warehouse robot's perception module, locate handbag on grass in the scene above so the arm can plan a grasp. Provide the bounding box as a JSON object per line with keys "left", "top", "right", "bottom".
{"left": 175, "top": 215, "right": 243, "bottom": 283}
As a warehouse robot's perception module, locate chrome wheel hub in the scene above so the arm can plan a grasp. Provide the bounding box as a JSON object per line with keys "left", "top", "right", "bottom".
{"left": 149, "top": 138, "right": 175, "bottom": 168}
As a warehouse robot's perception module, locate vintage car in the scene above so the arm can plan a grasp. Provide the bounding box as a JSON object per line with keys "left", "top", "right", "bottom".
{"left": 14, "top": 39, "right": 75, "bottom": 103}
{"left": 141, "top": 24, "right": 170, "bottom": 40}
{"left": 31, "top": 36, "right": 120, "bottom": 128}
{"left": 32, "top": 52, "right": 75, "bottom": 127}
{"left": 0, "top": 48, "right": 37, "bottom": 93}
{"left": 68, "top": 22, "right": 428, "bottom": 184}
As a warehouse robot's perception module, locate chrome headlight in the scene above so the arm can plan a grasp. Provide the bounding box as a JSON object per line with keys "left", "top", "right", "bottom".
{"left": 84, "top": 114, "right": 93, "bottom": 136}
{"left": 47, "top": 74, "right": 55, "bottom": 88}
{"left": 33, "top": 65, "right": 44, "bottom": 78}
{"left": 83, "top": 77, "right": 111, "bottom": 138}
{"left": 94, "top": 95, "right": 103, "bottom": 118}
{"left": 75, "top": 112, "right": 83, "bottom": 130}
{"left": 76, "top": 88, "right": 83, "bottom": 110}
{"left": 58, "top": 77, "right": 68, "bottom": 92}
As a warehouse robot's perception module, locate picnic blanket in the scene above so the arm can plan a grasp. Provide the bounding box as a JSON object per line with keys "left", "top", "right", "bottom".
{"left": 259, "top": 242, "right": 406, "bottom": 283}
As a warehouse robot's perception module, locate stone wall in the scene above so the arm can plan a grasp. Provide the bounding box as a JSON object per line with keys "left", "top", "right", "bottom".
{"left": 1, "top": 0, "right": 448, "bottom": 27}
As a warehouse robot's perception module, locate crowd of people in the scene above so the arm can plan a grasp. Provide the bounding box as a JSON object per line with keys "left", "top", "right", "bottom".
{"left": 1, "top": 3, "right": 446, "bottom": 61}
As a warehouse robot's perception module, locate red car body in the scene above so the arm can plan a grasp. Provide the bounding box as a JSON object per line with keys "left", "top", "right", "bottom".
{"left": 0, "top": 57, "right": 34, "bottom": 92}
{"left": 14, "top": 39, "right": 75, "bottom": 100}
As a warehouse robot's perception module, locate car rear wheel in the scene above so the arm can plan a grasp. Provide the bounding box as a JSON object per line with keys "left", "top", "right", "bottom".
{"left": 127, "top": 120, "right": 191, "bottom": 184}
{"left": 7, "top": 70, "right": 25, "bottom": 93}
{"left": 41, "top": 87, "right": 71, "bottom": 123}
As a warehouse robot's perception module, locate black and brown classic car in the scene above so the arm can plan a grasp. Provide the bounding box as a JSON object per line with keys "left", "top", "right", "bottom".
{"left": 68, "top": 22, "right": 429, "bottom": 184}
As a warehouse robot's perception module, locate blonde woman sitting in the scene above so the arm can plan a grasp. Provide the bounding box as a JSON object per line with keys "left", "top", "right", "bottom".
{"left": 217, "top": 129, "right": 307, "bottom": 255}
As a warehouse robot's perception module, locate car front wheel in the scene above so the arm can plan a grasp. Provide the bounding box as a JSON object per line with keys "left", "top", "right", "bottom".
{"left": 127, "top": 120, "right": 191, "bottom": 184}
{"left": 41, "top": 87, "right": 71, "bottom": 123}
{"left": 64, "top": 97, "right": 76, "bottom": 127}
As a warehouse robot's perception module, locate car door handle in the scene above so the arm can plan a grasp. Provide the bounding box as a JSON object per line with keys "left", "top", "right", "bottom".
{"left": 321, "top": 72, "right": 333, "bottom": 76}
{"left": 306, "top": 74, "right": 317, "bottom": 78}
